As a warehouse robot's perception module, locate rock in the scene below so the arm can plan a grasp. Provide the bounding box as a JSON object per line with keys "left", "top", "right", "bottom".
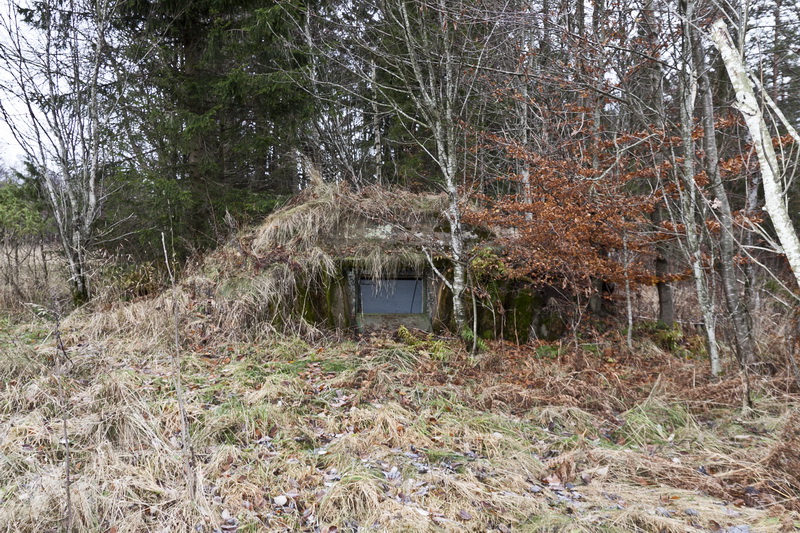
{"left": 457, "top": 509, "right": 473, "bottom": 520}
{"left": 273, "top": 495, "right": 288, "bottom": 506}
{"left": 655, "top": 507, "right": 672, "bottom": 518}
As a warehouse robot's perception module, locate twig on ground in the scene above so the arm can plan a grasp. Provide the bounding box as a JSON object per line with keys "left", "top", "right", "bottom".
{"left": 162, "top": 232, "right": 197, "bottom": 499}
{"left": 54, "top": 318, "right": 72, "bottom": 532}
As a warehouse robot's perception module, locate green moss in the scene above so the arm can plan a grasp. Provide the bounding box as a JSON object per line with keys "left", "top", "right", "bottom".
{"left": 506, "top": 289, "right": 542, "bottom": 343}
{"left": 217, "top": 277, "right": 250, "bottom": 299}
{"left": 325, "top": 272, "right": 350, "bottom": 329}
{"left": 582, "top": 343, "right": 601, "bottom": 356}
{"left": 321, "top": 360, "right": 352, "bottom": 373}
{"left": 535, "top": 345, "right": 561, "bottom": 359}
{"left": 397, "top": 325, "right": 453, "bottom": 361}
{"left": 323, "top": 271, "right": 336, "bottom": 327}
{"left": 424, "top": 449, "right": 468, "bottom": 469}
{"left": 536, "top": 311, "right": 566, "bottom": 341}
{"left": 634, "top": 321, "right": 683, "bottom": 351}
{"left": 293, "top": 273, "right": 320, "bottom": 324}
{"left": 271, "top": 358, "right": 317, "bottom": 374}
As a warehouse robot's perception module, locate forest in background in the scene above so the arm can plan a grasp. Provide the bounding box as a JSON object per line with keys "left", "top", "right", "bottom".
{"left": 2, "top": 0, "right": 800, "bottom": 375}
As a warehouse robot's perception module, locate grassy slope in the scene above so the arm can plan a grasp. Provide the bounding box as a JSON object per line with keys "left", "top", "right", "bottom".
{"left": 0, "top": 318, "right": 798, "bottom": 533}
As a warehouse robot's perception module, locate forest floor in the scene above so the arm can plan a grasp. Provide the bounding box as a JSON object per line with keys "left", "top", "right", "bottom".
{"left": 1, "top": 317, "right": 799, "bottom": 532}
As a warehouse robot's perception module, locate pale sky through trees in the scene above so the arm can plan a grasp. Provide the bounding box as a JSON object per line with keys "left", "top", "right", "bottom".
{"left": 0, "top": 1, "right": 34, "bottom": 167}
{"left": 0, "top": 123, "right": 25, "bottom": 165}
{"left": 0, "top": 1, "right": 21, "bottom": 166}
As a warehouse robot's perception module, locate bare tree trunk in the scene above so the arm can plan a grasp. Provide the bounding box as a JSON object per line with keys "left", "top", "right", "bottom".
{"left": 744, "top": 172, "right": 761, "bottom": 311}
{"left": 624, "top": 230, "right": 634, "bottom": 350}
{"left": 441, "top": 125, "right": 468, "bottom": 334}
{"left": 518, "top": 75, "right": 532, "bottom": 218}
{"left": 654, "top": 231, "right": 675, "bottom": 325}
{"left": 518, "top": 0, "right": 536, "bottom": 219}
{"left": 587, "top": 0, "right": 606, "bottom": 316}
{"left": 772, "top": 0, "right": 782, "bottom": 102}
{"left": 395, "top": 0, "right": 468, "bottom": 334}
{"left": 693, "top": 31, "right": 756, "bottom": 367}
{"left": 710, "top": 20, "right": 800, "bottom": 290}
{"left": 639, "top": 0, "right": 674, "bottom": 326}
{"left": 371, "top": 61, "right": 383, "bottom": 186}
{"left": 679, "top": 0, "right": 721, "bottom": 376}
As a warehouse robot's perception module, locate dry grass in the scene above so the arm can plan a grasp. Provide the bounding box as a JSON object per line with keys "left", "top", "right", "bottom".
{"left": 252, "top": 183, "right": 445, "bottom": 253}
{"left": 246, "top": 183, "right": 444, "bottom": 297}
{"left": 64, "top": 184, "right": 450, "bottom": 350}
{"left": 766, "top": 409, "right": 800, "bottom": 494}
{"left": 2, "top": 311, "right": 800, "bottom": 532}
{"left": 0, "top": 244, "right": 67, "bottom": 314}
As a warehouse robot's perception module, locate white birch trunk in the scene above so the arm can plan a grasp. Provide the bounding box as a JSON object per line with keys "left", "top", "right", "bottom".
{"left": 371, "top": 61, "right": 383, "bottom": 186}
{"left": 396, "top": 0, "right": 468, "bottom": 334}
{"left": 693, "top": 27, "right": 755, "bottom": 367}
{"left": 679, "top": 1, "right": 721, "bottom": 376}
{"left": 623, "top": 230, "right": 634, "bottom": 351}
{"left": 710, "top": 19, "right": 800, "bottom": 290}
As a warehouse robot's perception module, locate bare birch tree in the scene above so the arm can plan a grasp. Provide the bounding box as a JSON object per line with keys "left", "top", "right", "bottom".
{"left": 676, "top": 0, "right": 721, "bottom": 376}
{"left": 0, "top": 0, "right": 121, "bottom": 304}
{"left": 692, "top": 23, "right": 756, "bottom": 368}
{"left": 294, "top": 0, "right": 504, "bottom": 335}
{"left": 710, "top": 18, "right": 800, "bottom": 291}
{"left": 385, "top": 0, "right": 469, "bottom": 333}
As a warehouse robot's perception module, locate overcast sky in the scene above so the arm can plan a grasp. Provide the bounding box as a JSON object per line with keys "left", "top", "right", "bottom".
{"left": 0, "top": 124, "right": 25, "bottom": 167}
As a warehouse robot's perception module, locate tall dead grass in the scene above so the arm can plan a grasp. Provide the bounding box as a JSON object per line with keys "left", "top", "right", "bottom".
{"left": 64, "top": 184, "right": 449, "bottom": 348}
{"left": 0, "top": 244, "right": 66, "bottom": 315}
{"left": 0, "top": 344, "right": 209, "bottom": 532}
{"left": 2, "top": 326, "right": 799, "bottom": 531}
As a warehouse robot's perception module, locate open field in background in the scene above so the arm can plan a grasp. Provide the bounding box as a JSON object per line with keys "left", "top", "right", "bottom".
{"left": 0, "top": 245, "right": 171, "bottom": 321}
{"left": 0, "top": 243, "right": 66, "bottom": 313}
{"left": 1, "top": 314, "right": 799, "bottom": 533}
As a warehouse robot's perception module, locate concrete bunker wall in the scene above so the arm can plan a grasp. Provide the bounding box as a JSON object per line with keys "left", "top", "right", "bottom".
{"left": 293, "top": 264, "right": 565, "bottom": 342}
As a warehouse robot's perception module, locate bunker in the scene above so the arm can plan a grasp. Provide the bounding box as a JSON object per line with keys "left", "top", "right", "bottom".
{"left": 206, "top": 184, "right": 566, "bottom": 341}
